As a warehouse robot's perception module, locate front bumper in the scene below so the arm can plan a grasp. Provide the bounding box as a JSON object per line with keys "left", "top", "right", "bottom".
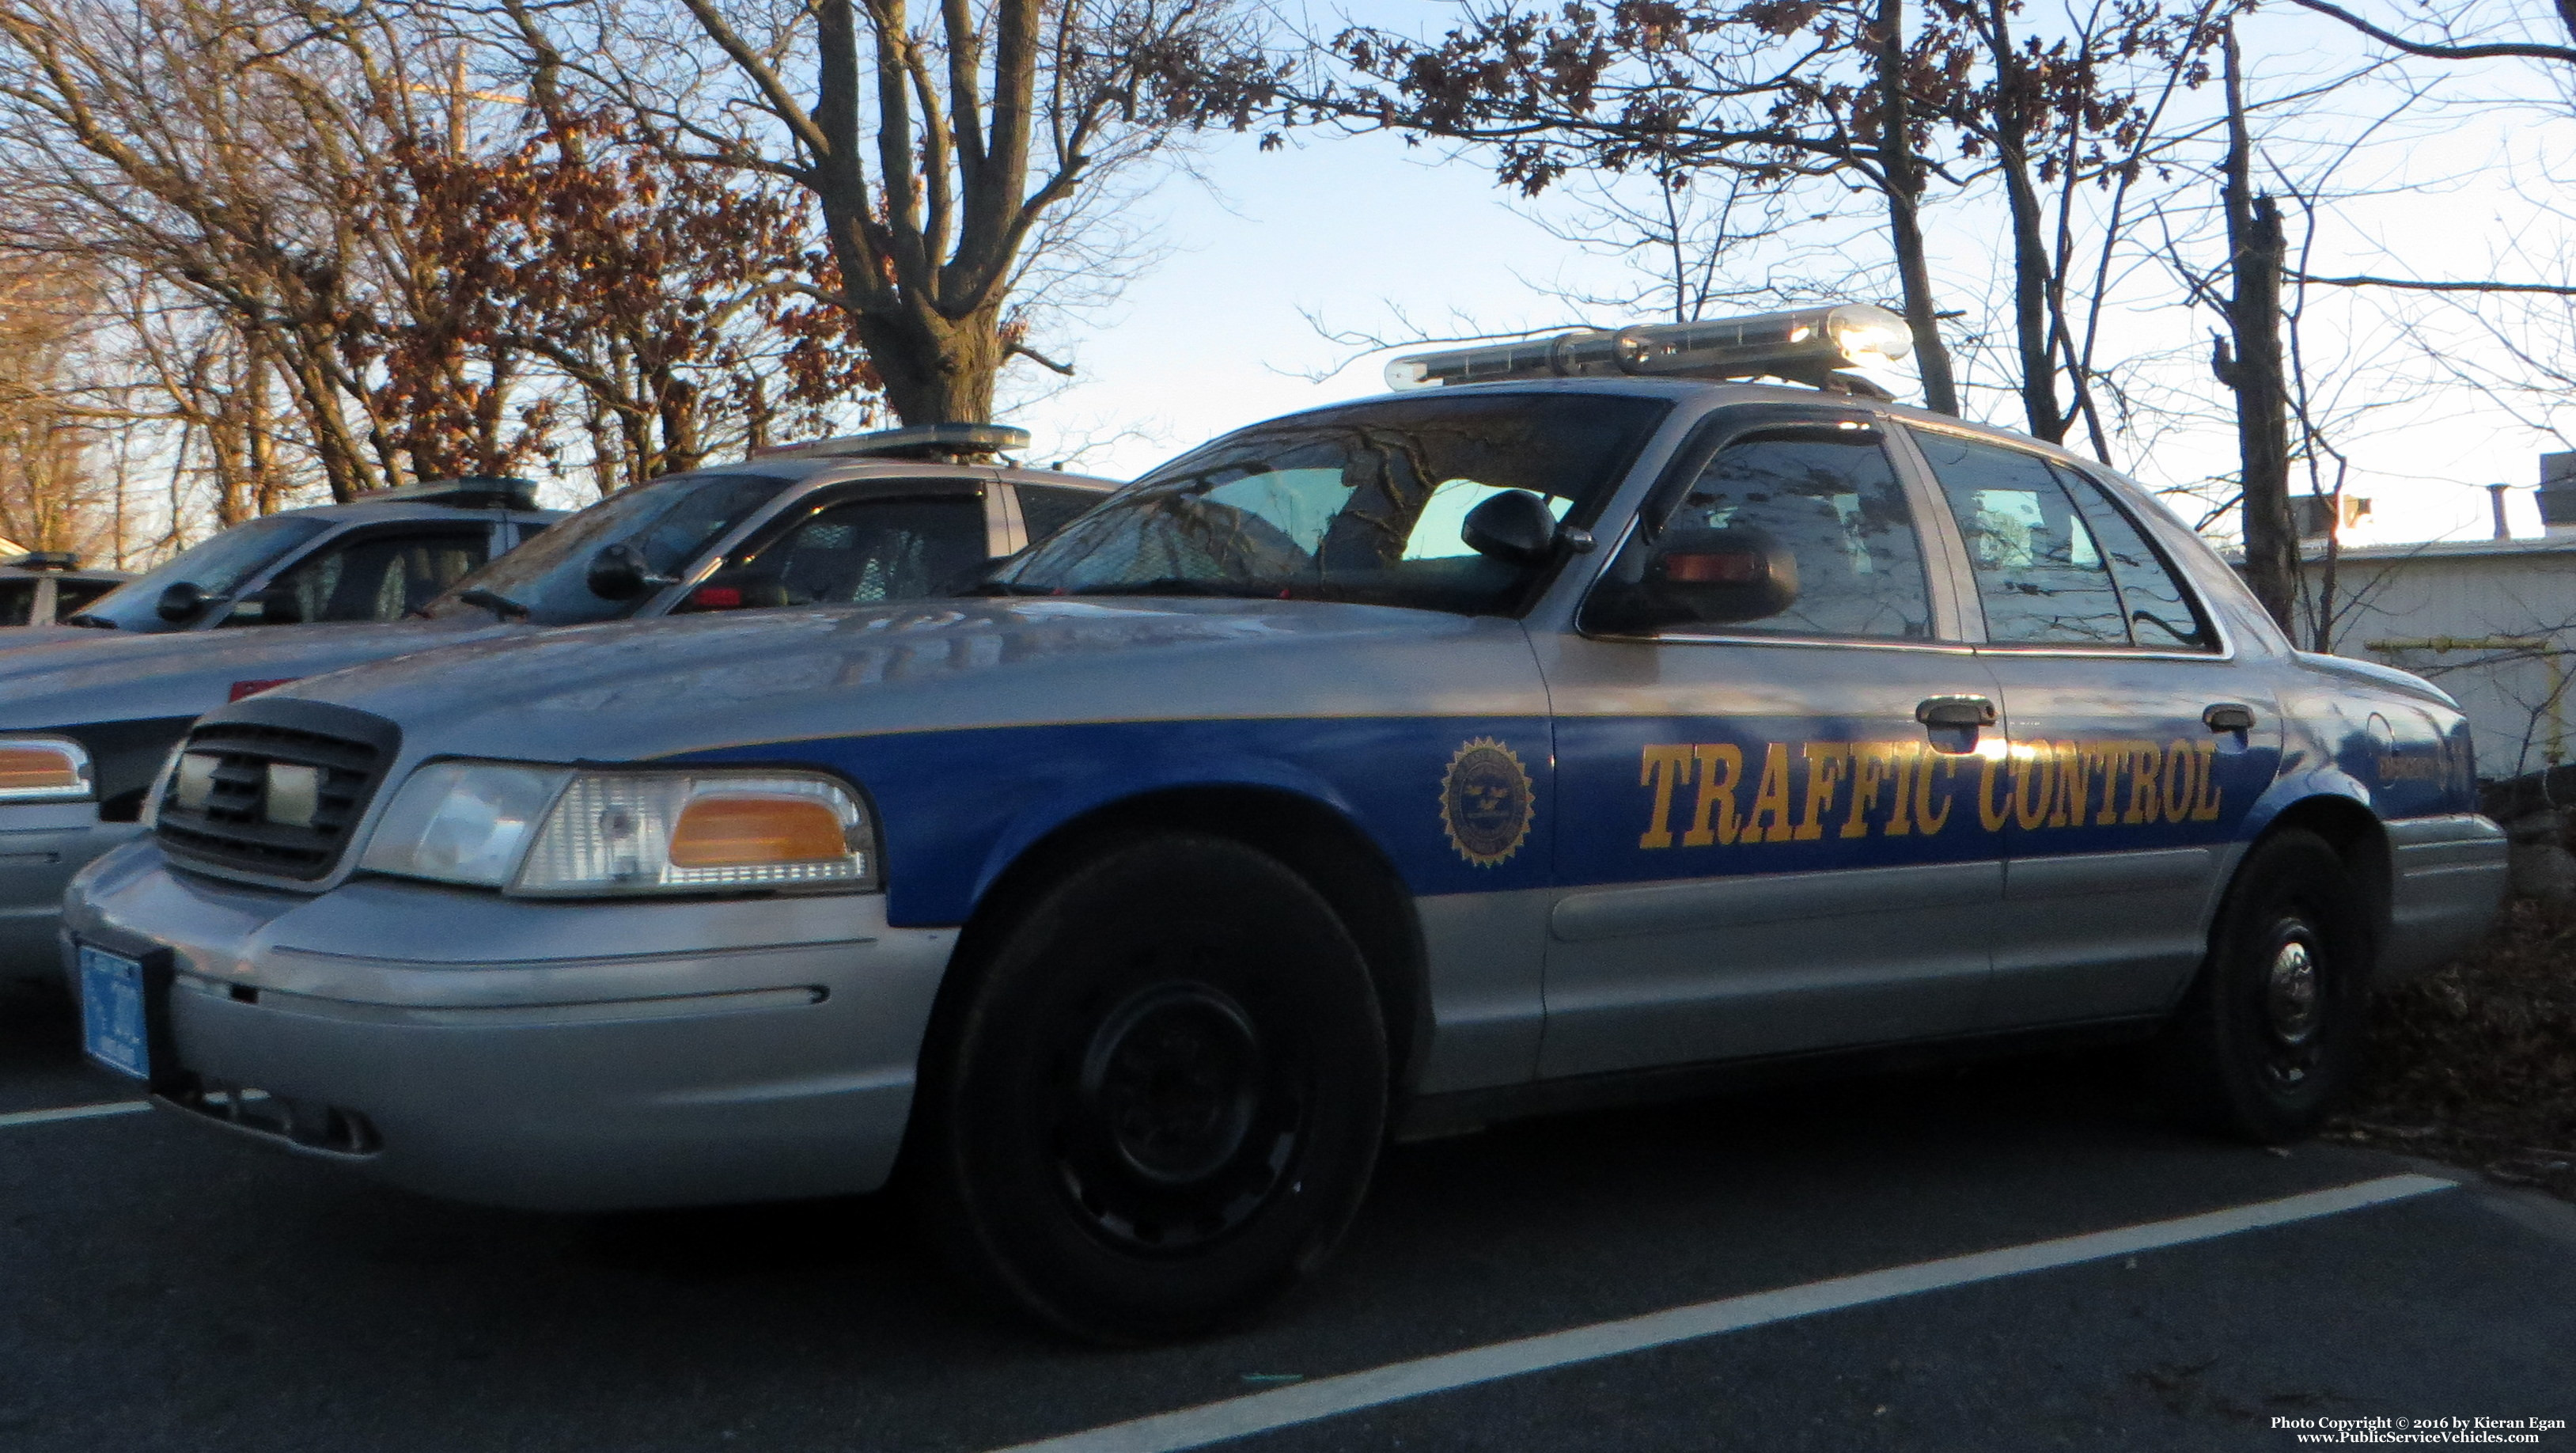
{"left": 1, "top": 801, "right": 143, "bottom": 981}
{"left": 63, "top": 839, "right": 957, "bottom": 1211}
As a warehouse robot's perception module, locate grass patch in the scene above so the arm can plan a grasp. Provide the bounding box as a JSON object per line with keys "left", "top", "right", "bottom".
{"left": 2331, "top": 895, "right": 2576, "bottom": 1201}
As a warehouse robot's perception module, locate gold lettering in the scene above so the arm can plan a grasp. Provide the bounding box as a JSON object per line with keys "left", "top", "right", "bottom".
{"left": 1638, "top": 745, "right": 1693, "bottom": 849}
{"left": 2043, "top": 741, "right": 2085, "bottom": 828}
{"left": 1842, "top": 744, "right": 1892, "bottom": 839}
{"left": 1795, "top": 742, "right": 1850, "bottom": 841}
{"left": 2121, "top": 742, "right": 2163, "bottom": 824}
{"left": 2161, "top": 738, "right": 2196, "bottom": 822}
{"left": 2010, "top": 742, "right": 2053, "bottom": 832}
{"left": 2189, "top": 740, "right": 2225, "bottom": 821}
{"left": 1977, "top": 752, "right": 2011, "bottom": 834}
{"left": 1885, "top": 742, "right": 1919, "bottom": 836}
{"left": 1915, "top": 750, "right": 1956, "bottom": 834}
{"left": 1746, "top": 742, "right": 1796, "bottom": 843}
{"left": 1683, "top": 743, "right": 1744, "bottom": 847}
{"left": 2086, "top": 742, "right": 2123, "bottom": 825}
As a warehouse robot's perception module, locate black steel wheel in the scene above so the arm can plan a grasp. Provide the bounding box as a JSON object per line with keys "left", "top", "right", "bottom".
{"left": 2153, "top": 828, "right": 2371, "bottom": 1143}
{"left": 918, "top": 832, "right": 1387, "bottom": 1342}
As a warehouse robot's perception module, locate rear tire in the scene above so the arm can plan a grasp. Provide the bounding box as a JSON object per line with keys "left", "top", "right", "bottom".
{"left": 918, "top": 832, "right": 1388, "bottom": 1343}
{"left": 2153, "top": 829, "right": 2370, "bottom": 1143}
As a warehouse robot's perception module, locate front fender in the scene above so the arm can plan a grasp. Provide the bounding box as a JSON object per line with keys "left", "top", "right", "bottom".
{"left": 965, "top": 753, "right": 1371, "bottom": 915}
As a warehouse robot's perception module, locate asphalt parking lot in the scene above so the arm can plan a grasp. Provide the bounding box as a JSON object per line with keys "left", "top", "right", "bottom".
{"left": 5, "top": 979, "right": 2570, "bottom": 1453}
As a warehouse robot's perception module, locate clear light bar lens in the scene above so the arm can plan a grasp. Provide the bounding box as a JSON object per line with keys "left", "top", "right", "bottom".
{"left": 1385, "top": 304, "right": 1914, "bottom": 390}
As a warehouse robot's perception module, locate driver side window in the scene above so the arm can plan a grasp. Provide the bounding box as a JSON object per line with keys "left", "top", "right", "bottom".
{"left": 239, "top": 529, "right": 489, "bottom": 625}
{"left": 1582, "top": 429, "right": 1934, "bottom": 640}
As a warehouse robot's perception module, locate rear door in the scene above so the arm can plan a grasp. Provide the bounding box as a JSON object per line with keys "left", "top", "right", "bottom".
{"left": 1902, "top": 425, "right": 2281, "bottom": 1026}
{"left": 1534, "top": 407, "right": 2007, "bottom": 1077}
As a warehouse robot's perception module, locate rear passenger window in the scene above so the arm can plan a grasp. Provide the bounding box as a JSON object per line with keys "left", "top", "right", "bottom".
{"left": 1585, "top": 428, "right": 1934, "bottom": 640}
{"left": 51, "top": 579, "right": 116, "bottom": 621}
{"left": 1017, "top": 484, "right": 1101, "bottom": 544}
{"left": 2063, "top": 471, "right": 2214, "bottom": 650}
{"left": 0, "top": 580, "right": 35, "bottom": 626}
{"left": 1915, "top": 433, "right": 2128, "bottom": 647}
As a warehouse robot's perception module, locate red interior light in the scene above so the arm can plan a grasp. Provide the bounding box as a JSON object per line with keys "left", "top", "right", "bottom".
{"left": 1665, "top": 552, "right": 1761, "bottom": 585}
{"left": 229, "top": 678, "right": 297, "bottom": 701}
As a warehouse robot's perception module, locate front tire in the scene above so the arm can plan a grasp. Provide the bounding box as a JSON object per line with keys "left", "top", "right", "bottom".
{"left": 919, "top": 832, "right": 1388, "bottom": 1343}
{"left": 2154, "top": 829, "right": 2371, "bottom": 1143}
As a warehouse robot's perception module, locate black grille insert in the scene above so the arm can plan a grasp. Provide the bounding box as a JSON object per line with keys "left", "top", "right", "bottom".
{"left": 153, "top": 704, "right": 400, "bottom": 882}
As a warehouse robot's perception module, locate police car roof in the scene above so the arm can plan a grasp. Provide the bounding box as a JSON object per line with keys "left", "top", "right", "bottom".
{"left": 1312, "top": 375, "right": 2136, "bottom": 486}
{"left": 710, "top": 453, "right": 1123, "bottom": 493}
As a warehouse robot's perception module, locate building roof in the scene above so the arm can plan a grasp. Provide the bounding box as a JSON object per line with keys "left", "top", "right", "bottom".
{"left": 2297, "top": 533, "right": 2576, "bottom": 565}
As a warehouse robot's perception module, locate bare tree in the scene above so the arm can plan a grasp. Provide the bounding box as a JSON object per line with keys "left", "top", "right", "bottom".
{"left": 498, "top": 0, "right": 1269, "bottom": 427}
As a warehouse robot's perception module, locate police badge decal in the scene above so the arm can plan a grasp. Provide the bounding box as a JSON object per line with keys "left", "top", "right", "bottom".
{"left": 1440, "top": 737, "right": 1536, "bottom": 867}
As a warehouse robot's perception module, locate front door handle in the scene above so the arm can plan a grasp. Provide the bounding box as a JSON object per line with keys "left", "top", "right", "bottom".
{"left": 1916, "top": 695, "right": 1998, "bottom": 730}
{"left": 2203, "top": 702, "right": 2256, "bottom": 733}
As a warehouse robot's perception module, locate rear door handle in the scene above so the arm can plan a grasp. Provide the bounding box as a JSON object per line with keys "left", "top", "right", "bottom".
{"left": 1915, "top": 695, "right": 1998, "bottom": 730}
{"left": 2203, "top": 702, "right": 2256, "bottom": 733}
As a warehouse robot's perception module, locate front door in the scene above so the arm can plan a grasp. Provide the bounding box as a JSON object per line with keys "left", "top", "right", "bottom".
{"left": 1536, "top": 412, "right": 2006, "bottom": 1078}
{"left": 1904, "top": 426, "right": 2282, "bottom": 1026}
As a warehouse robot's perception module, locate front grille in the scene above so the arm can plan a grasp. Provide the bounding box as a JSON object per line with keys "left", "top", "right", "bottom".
{"left": 164, "top": 1075, "right": 381, "bottom": 1155}
{"left": 154, "top": 708, "right": 397, "bottom": 882}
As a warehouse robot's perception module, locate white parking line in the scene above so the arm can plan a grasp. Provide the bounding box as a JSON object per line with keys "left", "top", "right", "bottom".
{"left": 991, "top": 1173, "right": 2455, "bottom": 1453}
{"left": 0, "top": 1099, "right": 150, "bottom": 1129}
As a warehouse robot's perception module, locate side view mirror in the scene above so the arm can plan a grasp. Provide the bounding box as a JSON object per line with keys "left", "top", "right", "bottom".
{"left": 156, "top": 581, "right": 210, "bottom": 624}
{"left": 586, "top": 542, "right": 672, "bottom": 601}
{"left": 1460, "top": 490, "right": 1563, "bottom": 565}
{"left": 1643, "top": 525, "right": 1800, "bottom": 624}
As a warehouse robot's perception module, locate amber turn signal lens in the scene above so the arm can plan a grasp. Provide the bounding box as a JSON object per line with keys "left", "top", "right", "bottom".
{"left": 0, "top": 745, "right": 82, "bottom": 794}
{"left": 668, "top": 795, "right": 848, "bottom": 867}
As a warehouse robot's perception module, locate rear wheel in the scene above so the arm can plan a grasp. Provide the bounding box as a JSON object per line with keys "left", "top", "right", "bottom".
{"left": 2154, "top": 829, "right": 2371, "bottom": 1143}
{"left": 918, "top": 832, "right": 1388, "bottom": 1343}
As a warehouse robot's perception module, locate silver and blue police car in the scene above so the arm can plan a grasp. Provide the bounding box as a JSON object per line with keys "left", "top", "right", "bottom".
{"left": 0, "top": 444, "right": 1110, "bottom": 983}
{"left": 63, "top": 306, "right": 2507, "bottom": 1342}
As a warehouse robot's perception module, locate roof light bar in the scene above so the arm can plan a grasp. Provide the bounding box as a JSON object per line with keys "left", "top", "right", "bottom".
{"left": 1385, "top": 304, "right": 1914, "bottom": 395}
{"left": 751, "top": 423, "right": 1032, "bottom": 463}
{"left": 8, "top": 551, "right": 80, "bottom": 571}
{"left": 370, "top": 476, "right": 544, "bottom": 510}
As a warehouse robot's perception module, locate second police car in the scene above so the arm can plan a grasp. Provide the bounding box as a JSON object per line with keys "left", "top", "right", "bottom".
{"left": 0, "top": 441, "right": 1110, "bottom": 984}
{"left": 64, "top": 306, "right": 2508, "bottom": 1342}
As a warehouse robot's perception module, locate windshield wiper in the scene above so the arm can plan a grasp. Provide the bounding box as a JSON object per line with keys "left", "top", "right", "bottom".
{"left": 63, "top": 613, "right": 117, "bottom": 629}
{"left": 455, "top": 587, "right": 532, "bottom": 621}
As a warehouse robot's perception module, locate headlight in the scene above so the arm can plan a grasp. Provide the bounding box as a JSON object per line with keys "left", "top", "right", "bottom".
{"left": 0, "top": 736, "right": 93, "bottom": 802}
{"left": 358, "top": 761, "right": 879, "bottom": 895}
{"left": 361, "top": 761, "right": 571, "bottom": 886}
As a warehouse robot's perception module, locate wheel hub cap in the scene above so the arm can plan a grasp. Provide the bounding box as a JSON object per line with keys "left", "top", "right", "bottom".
{"left": 1079, "top": 983, "right": 1263, "bottom": 1187}
{"left": 2266, "top": 937, "right": 2321, "bottom": 1045}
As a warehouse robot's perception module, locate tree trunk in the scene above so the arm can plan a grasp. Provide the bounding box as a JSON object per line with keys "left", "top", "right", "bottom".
{"left": 1874, "top": 0, "right": 1960, "bottom": 416}
{"left": 2219, "top": 28, "right": 2297, "bottom": 634}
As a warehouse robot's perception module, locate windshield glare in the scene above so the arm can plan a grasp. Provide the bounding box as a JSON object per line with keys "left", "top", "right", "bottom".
{"left": 426, "top": 472, "right": 795, "bottom": 626}
{"left": 71, "top": 514, "right": 332, "bottom": 630}
{"left": 990, "top": 394, "right": 1669, "bottom": 616}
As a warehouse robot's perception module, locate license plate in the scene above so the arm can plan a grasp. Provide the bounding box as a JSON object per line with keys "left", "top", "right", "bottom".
{"left": 78, "top": 944, "right": 152, "bottom": 1081}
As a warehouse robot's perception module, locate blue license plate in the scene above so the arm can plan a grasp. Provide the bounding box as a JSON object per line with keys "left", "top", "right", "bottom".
{"left": 78, "top": 944, "right": 151, "bottom": 1080}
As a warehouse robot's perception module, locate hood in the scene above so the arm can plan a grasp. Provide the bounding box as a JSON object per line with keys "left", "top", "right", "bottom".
{"left": 0, "top": 616, "right": 513, "bottom": 731}
{"left": 263, "top": 598, "right": 1540, "bottom": 764}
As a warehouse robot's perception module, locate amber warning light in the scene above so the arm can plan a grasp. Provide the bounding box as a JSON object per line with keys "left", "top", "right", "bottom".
{"left": 1385, "top": 304, "right": 1914, "bottom": 396}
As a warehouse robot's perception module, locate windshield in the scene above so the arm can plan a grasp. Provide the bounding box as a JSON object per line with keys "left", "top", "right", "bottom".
{"left": 988, "top": 393, "right": 1669, "bottom": 616}
{"left": 424, "top": 472, "right": 795, "bottom": 625}
{"left": 71, "top": 514, "right": 332, "bottom": 630}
